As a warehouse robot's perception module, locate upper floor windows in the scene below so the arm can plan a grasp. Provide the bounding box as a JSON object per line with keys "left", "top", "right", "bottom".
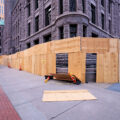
{"left": 82, "top": 0, "right": 85, "bottom": 13}
{"left": 70, "top": 24, "right": 77, "bottom": 37}
{"left": 27, "top": 22, "right": 31, "bottom": 36}
{"left": 101, "top": 13, "right": 105, "bottom": 30}
{"left": 109, "top": 20, "right": 112, "bottom": 34}
{"left": 108, "top": 0, "right": 111, "bottom": 13}
{"left": 35, "top": 0, "right": 39, "bottom": 10}
{"left": 101, "top": 0, "right": 104, "bottom": 7}
{"left": 91, "top": 4, "right": 96, "bottom": 24}
{"left": 45, "top": 6, "right": 51, "bottom": 26}
{"left": 59, "top": 0, "right": 63, "bottom": 14}
{"left": 27, "top": 0, "right": 31, "bottom": 17}
{"left": 35, "top": 16, "right": 39, "bottom": 32}
{"left": 69, "top": 0, "right": 76, "bottom": 12}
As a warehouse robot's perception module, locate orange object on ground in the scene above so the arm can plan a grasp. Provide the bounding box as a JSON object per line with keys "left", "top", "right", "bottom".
{"left": 19, "top": 65, "right": 22, "bottom": 71}
{"left": 45, "top": 76, "right": 50, "bottom": 83}
{"left": 45, "top": 73, "right": 81, "bottom": 85}
{"left": 8, "top": 63, "right": 11, "bottom": 68}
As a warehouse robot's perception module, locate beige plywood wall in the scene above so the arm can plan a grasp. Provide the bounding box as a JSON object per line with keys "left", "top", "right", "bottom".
{"left": 0, "top": 37, "right": 119, "bottom": 83}
{"left": 97, "top": 53, "right": 118, "bottom": 83}
{"left": 68, "top": 52, "right": 86, "bottom": 83}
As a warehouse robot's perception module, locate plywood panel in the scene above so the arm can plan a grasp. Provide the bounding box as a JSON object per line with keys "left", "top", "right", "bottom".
{"left": 51, "top": 37, "right": 80, "bottom": 53}
{"left": 96, "top": 54, "right": 104, "bottom": 83}
{"left": 0, "top": 37, "right": 119, "bottom": 84}
{"left": 42, "top": 90, "right": 97, "bottom": 102}
{"left": 68, "top": 52, "right": 86, "bottom": 83}
{"left": 47, "top": 54, "right": 56, "bottom": 75}
{"left": 81, "top": 37, "right": 109, "bottom": 53}
{"left": 109, "top": 39, "right": 118, "bottom": 53}
{"left": 103, "top": 53, "right": 118, "bottom": 83}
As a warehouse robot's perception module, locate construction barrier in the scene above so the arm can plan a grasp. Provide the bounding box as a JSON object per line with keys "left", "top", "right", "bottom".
{"left": 0, "top": 37, "right": 119, "bottom": 83}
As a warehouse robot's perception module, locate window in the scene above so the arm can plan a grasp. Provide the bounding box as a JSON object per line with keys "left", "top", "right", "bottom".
{"left": 92, "top": 33, "right": 98, "bottom": 37}
{"left": 45, "top": 6, "right": 51, "bottom": 26}
{"left": 35, "top": 16, "right": 39, "bottom": 32}
{"left": 109, "top": 20, "right": 111, "bottom": 34}
{"left": 83, "top": 25, "right": 87, "bottom": 37}
{"left": 82, "top": 0, "right": 85, "bottom": 13}
{"left": 108, "top": 0, "right": 111, "bottom": 13}
{"left": 27, "top": 42, "right": 31, "bottom": 48}
{"left": 91, "top": 4, "right": 96, "bottom": 24}
{"left": 35, "top": 0, "right": 38, "bottom": 10}
{"left": 101, "top": 0, "right": 104, "bottom": 7}
{"left": 59, "top": 0, "right": 63, "bottom": 14}
{"left": 0, "top": 49, "right": 1, "bottom": 53}
{"left": 27, "top": 0, "right": 31, "bottom": 17}
{"left": 101, "top": 13, "right": 104, "bottom": 29}
{"left": 69, "top": 0, "right": 76, "bottom": 12}
{"left": 28, "top": 22, "right": 31, "bottom": 36}
{"left": 59, "top": 26, "right": 64, "bottom": 39}
{"left": 70, "top": 24, "right": 77, "bottom": 37}
{"left": 44, "top": 34, "right": 51, "bottom": 42}
{"left": 34, "top": 39, "right": 39, "bottom": 45}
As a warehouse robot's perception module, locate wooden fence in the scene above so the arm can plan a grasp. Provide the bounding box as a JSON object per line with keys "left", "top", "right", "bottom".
{"left": 0, "top": 37, "right": 119, "bottom": 83}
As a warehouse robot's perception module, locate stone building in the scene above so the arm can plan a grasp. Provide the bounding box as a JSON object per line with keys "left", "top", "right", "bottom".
{"left": 2, "top": 0, "right": 120, "bottom": 54}
{"left": 0, "top": 25, "right": 3, "bottom": 55}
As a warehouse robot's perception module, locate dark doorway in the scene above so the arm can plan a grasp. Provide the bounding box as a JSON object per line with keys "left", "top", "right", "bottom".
{"left": 86, "top": 53, "right": 97, "bottom": 83}
{"left": 56, "top": 53, "right": 68, "bottom": 73}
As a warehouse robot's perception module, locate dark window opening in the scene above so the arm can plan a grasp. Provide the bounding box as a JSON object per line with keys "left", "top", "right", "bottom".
{"left": 27, "top": 42, "right": 31, "bottom": 48}
{"left": 0, "top": 49, "right": 1, "bottom": 53}
{"left": 59, "top": 26, "right": 64, "bottom": 39}
{"left": 59, "top": 0, "right": 63, "bottom": 14}
{"left": 27, "top": 0, "right": 31, "bottom": 17}
{"left": 86, "top": 53, "right": 97, "bottom": 83}
{"left": 108, "top": 0, "right": 111, "bottom": 13}
{"left": 91, "top": 4, "right": 96, "bottom": 24}
{"left": 56, "top": 53, "right": 68, "bottom": 73}
{"left": 70, "top": 24, "right": 77, "bottom": 37}
{"left": 35, "top": 16, "right": 39, "bottom": 32}
{"left": 69, "top": 0, "right": 76, "bottom": 12}
{"left": 92, "top": 33, "right": 98, "bottom": 37}
{"left": 101, "top": 13, "right": 105, "bottom": 30}
{"left": 83, "top": 25, "right": 87, "bottom": 37}
{"left": 34, "top": 39, "right": 39, "bottom": 45}
{"left": 45, "top": 6, "right": 51, "bottom": 26}
{"left": 28, "top": 22, "right": 31, "bottom": 36}
{"left": 44, "top": 34, "right": 51, "bottom": 42}
{"left": 109, "top": 20, "right": 112, "bottom": 34}
{"left": 35, "top": 0, "right": 38, "bottom": 10}
{"left": 82, "top": 0, "right": 85, "bottom": 13}
{"left": 101, "top": 0, "right": 104, "bottom": 7}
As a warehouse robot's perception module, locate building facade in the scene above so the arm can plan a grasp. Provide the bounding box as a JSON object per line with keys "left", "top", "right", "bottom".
{"left": 2, "top": 0, "right": 120, "bottom": 54}
{"left": 0, "top": 25, "right": 3, "bottom": 55}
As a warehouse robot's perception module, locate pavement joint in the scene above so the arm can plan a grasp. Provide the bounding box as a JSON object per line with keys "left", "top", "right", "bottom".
{"left": 49, "top": 101, "right": 86, "bottom": 120}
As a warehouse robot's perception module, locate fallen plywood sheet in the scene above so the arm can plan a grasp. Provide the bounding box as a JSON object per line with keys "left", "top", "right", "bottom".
{"left": 42, "top": 90, "right": 97, "bottom": 102}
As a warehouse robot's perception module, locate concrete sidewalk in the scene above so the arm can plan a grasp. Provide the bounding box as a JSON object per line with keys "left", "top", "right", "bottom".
{"left": 0, "top": 65, "right": 120, "bottom": 120}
